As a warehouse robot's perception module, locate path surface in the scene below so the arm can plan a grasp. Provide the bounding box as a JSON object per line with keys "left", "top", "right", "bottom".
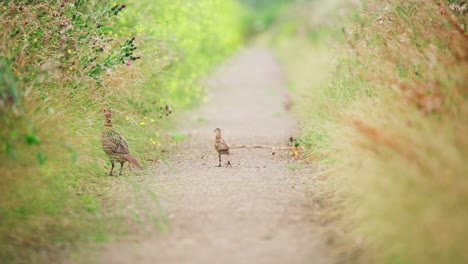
{"left": 98, "top": 47, "right": 330, "bottom": 264}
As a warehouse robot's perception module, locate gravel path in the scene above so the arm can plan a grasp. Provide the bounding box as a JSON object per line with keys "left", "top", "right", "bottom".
{"left": 97, "top": 47, "right": 330, "bottom": 264}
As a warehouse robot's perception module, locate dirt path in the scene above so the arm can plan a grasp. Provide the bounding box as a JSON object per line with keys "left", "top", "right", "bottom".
{"left": 97, "top": 47, "right": 330, "bottom": 264}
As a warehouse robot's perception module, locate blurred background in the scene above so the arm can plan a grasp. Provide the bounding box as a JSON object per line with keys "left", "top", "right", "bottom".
{"left": 1, "top": 0, "right": 467, "bottom": 263}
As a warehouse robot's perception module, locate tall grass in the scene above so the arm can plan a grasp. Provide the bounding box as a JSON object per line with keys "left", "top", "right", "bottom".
{"left": 267, "top": 0, "right": 467, "bottom": 263}
{"left": 330, "top": 1, "right": 468, "bottom": 262}
{"left": 0, "top": 0, "right": 244, "bottom": 262}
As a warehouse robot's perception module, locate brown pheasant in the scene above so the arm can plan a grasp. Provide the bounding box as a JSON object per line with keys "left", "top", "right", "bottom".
{"left": 214, "top": 128, "right": 232, "bottom": 167}
{"left": 101, "top": 108, "right": 142, "bottom": 176}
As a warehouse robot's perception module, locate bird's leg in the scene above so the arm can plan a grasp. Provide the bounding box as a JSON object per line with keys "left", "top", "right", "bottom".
{"left": 226, "top": 154, "right": 232, "bottom": 168}
{"left": 119, "top": 162, "right": 124, "bottom": 176}
{"left": 217, "top": 154, "right": 222, "bottom": 167}
{"left": 109, "top": 161, "right": 115, "bottom": 176}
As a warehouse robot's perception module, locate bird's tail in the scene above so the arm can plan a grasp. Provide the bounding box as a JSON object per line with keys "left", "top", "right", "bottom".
{"left": 124, "top": 154, "right": 143, "bottom": 169}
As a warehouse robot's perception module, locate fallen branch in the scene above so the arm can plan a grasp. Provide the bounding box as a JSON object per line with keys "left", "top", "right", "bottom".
{"left": 230, "top": 145, "right": 295, "bottom": 150}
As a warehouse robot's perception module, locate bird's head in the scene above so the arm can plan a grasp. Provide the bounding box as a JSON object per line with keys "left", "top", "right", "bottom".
{"left": 102, "top": 108, "right": 112, "bottom": 119}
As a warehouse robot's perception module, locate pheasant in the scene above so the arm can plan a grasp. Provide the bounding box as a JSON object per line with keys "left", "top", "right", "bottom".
{"left": 214, "top": 128, "right": 232, "bottom": 167}
{"left": 101, "top": 108, "right": 142, "bottom": 176}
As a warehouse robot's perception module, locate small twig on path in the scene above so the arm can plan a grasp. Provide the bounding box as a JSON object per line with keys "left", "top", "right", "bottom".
{"left": 230, "top": 145, "right": 295, "bottom": 150}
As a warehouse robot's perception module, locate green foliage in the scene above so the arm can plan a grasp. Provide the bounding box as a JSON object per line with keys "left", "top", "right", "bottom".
{"left": 0, "top": 0, "right": 244, "bottom": 261}
{"left": 86, "top": 36, "right": 141, "bottom": 79}
{"left": 239, "top": 0, "right": 299, "bottom": 35}
{"left": 260, "top": 0, "right": 352, "bottom": 159}
{"left": 0, "top": 58, "right": 20, "bottom": 107}
{"left": 113, "top": 0, "right": 246, "bottom": 108}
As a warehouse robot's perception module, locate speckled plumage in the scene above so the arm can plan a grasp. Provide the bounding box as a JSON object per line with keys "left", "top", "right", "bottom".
{"left": 214, "top": 128, "right": 232, "bottom": 167}
{"left": 101, "top": 108, "right": 142, "bottom": 175}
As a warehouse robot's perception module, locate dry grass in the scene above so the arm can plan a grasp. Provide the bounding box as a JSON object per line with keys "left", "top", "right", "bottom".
{"left": 329, "top": 1, "right": 468, "bottom": 263}
{"left": 267, "top": 0, "right": 468, "bottom": 263}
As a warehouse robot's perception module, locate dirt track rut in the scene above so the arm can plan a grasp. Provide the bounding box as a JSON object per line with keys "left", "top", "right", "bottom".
{"left": 98, "top": 47, "right": 330, "bottom": 264}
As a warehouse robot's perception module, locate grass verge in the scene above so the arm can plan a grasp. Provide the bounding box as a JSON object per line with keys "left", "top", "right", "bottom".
{"left": 265, "top": 0, "right": 468, "bottom": 263}
{"left": 0, "top": 0, "right": 244, "bottom": 262}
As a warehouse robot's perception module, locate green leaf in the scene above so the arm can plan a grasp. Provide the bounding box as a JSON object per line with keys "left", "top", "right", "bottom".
{"left": 37, "top": 150, "right": 46, "bottom": 165}
{"left": 25, "top": 134, "right": 41, "bottom": 145}
{"left": 294, "top": 138, "right": 303, "bottom": 148}
{"left": 5, "top": 142, "right": 17, "bottom": 160}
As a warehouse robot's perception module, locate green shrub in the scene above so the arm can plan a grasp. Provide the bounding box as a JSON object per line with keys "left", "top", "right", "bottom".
{"left": 239, "top": 0, "right": 299, "bottom": 36}
{"left": 0, "top": 0, "right": 244, "bottom": 261}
